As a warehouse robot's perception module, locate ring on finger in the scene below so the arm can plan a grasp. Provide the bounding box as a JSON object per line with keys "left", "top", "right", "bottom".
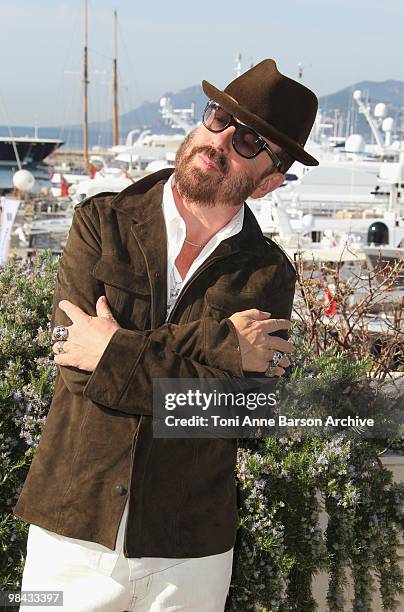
{"left": 53, "top": 325, "right": 68, "bottom": 341}
{"left": 56, "top": 341, "right": 66, "bottom": 354}
{"left": 271, "top": 350, "right": 283, "bottom": 368}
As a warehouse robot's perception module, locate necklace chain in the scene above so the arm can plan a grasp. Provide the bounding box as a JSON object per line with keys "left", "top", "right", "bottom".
{"left": 184, "top": 238, "right": 206, "bottom": 248}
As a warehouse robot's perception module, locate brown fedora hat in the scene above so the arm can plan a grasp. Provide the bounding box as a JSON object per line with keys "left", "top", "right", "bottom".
{"left": 202, "top": 59, "right": 319, "bottom": 166}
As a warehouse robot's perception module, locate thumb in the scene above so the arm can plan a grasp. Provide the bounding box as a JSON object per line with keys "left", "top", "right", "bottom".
{"left": 96, "top": 295, "right": 115, "bottom": 319}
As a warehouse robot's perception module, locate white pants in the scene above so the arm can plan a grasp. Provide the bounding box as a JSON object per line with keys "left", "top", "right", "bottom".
{"left": 19, "top": 503, "right": 233, "bottom": 611}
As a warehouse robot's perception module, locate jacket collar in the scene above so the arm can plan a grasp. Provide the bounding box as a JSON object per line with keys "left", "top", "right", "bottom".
{"left": 109, "top": 168, "right": 270, "bottom": 258}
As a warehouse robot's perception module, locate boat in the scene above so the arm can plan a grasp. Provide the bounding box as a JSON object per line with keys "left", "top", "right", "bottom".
{"left": 361, "top": 163, "right": 404, "bottom": 287}
{"left": 0, "top": 135, "right": 63, "bottom": 166}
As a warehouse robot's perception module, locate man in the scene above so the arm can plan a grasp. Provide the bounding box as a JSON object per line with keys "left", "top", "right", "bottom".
{"left": 14, "top": 59, "right": 318, "bottom": 611}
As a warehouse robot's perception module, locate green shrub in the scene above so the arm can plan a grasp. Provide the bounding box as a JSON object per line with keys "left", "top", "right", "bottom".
{"left": 0, "top": 253, "right": 57, "bottom": 590}
{"left": 227, "top": 352, "right": 403, "bottom": 611}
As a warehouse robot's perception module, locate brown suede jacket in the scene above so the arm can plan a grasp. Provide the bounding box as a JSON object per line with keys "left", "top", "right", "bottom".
{"left": 13, "top": 168, "right": 296, "bottom": 558}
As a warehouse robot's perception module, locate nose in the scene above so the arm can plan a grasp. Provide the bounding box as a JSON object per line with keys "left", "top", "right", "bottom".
{"left": 208, "top": 125, "right": 236, "bottom": 153}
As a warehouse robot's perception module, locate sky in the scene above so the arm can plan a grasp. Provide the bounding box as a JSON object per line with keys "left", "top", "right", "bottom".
{"left": 1, "top": 0, "right": 403, "bottom": 128}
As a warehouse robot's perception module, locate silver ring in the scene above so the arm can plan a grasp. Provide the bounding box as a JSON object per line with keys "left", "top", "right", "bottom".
{"left": 265, "top": 351, "right": 284, "bottom": 377}
{"left": 271, "top": 351, "right": 283, "bottom": 368}
{"left": 56, "top": 341, "right": 66, "bottom": 354}
{"left": 53, "top": 325, "right": 68, "bottom": 341}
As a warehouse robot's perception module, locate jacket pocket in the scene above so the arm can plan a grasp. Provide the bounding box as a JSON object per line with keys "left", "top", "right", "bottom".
{"left": 204, "top": 287, "right": 267, "bottom": 320}
{"left": 92, "top": 257, "right": 151, "bottom": 330}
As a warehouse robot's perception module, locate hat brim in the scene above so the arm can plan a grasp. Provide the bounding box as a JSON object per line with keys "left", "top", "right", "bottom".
{"left": 202, "top": 80, "right": 319, "bottom": 167}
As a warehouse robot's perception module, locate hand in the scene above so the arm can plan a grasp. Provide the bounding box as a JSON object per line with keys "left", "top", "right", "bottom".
{"left": 52, "top": 296, "right": 121, "bottom": 372}
{"left": 228, "top": 309, "right": 294, "bottom": 374}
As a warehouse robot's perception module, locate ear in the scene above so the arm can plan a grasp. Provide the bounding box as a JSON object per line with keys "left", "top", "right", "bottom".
{"left": 250, "top": 171, "right": 285, "bottom": 199}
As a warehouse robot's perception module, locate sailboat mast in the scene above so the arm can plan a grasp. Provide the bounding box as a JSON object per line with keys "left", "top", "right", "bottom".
{"left": 113, "top": 10, "right": 119, "bottom": 146}
{"left": 83, "top": 0, "right": 89, "bottom": 167}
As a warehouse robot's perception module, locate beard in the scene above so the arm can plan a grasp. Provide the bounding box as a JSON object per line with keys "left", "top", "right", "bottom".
{"left": 174, "top": 130, "right": 258, "bottom": 208}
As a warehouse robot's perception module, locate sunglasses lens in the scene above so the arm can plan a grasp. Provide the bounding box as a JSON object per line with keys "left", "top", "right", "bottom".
{"left": 233, "top": 126, "right": 261, "bottom": 158}
{"left": 203, "top": 102, "right": 267, "bottom": 160}
{"left": 203, "top": 103, "right": 231, "bottom": 132}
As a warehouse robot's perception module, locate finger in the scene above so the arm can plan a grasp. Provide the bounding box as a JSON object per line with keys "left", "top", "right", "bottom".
{"left": 239, "top": 309, "right": 271, "bottom": 320}
{"left": 267, "top": 336, "right": 295, "bottom": 353}
{"left": 52, "top": 340, "right": 72, "bottom": 355}
{"left": 256, "top": 318, "right": 292, "bottom": 333}
{"left": 265, "top": 366, "right": 285, "bottom": 378}
{"left": 52, "top": 342, "right": 61, "bottom": 355}
{"left": 262, "top": 350, "right": 290, "bottom": 368}
{"left": 58, "top": 300, "right": 90, "bottom": 324}
{"left": 96, "top": 295, "right": 116, "bottom": 320}
{"left": 261, "top": 349, "right": 275, "bottom": 361}
{"left": 54, "top": 352, "right": 78, "bottom": 367}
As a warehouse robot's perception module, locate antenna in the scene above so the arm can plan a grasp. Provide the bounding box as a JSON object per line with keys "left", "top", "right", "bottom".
{"left": 83, "top": 0, "right": 89, "bottom": 167}
{"left": 353, "top": 90, "right": 384, "bottom": 153}
{"left": 113, "top": 10, "right": 119, "bottom": 146}
{"left": 297, "top": 62, "right": 312, "bottom": 80}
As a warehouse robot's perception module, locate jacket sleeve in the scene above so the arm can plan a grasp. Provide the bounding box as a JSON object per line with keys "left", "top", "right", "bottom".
{"left": 51, "top": 201, "right": 104, "bottom": 395}
{"left": 82, "top": 256, "right": 296, "bottom": 415}
{"left": 244, "top": 252, "right": 296, "bottom": 379}
{"left": 53, "top": 201, "right": 244, "bottom": 398}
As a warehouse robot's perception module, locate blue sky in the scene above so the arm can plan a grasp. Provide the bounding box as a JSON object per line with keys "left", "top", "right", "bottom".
{"left": 1, "top": 0, "right": 402, "bottom": 127}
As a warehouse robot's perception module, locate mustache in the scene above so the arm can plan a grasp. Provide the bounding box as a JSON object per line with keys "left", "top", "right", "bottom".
{"left": 188, "top": 145, "right": 228, "bottom": 174}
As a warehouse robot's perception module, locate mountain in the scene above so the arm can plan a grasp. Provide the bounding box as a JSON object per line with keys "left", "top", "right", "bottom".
{"left": 319, "top": 80, "right": 404, "bottom": 113}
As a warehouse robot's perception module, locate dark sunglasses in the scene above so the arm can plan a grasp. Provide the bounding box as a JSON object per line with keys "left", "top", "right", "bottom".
{"left": 202, "top": 100, "right": 282, "bottom": 171}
